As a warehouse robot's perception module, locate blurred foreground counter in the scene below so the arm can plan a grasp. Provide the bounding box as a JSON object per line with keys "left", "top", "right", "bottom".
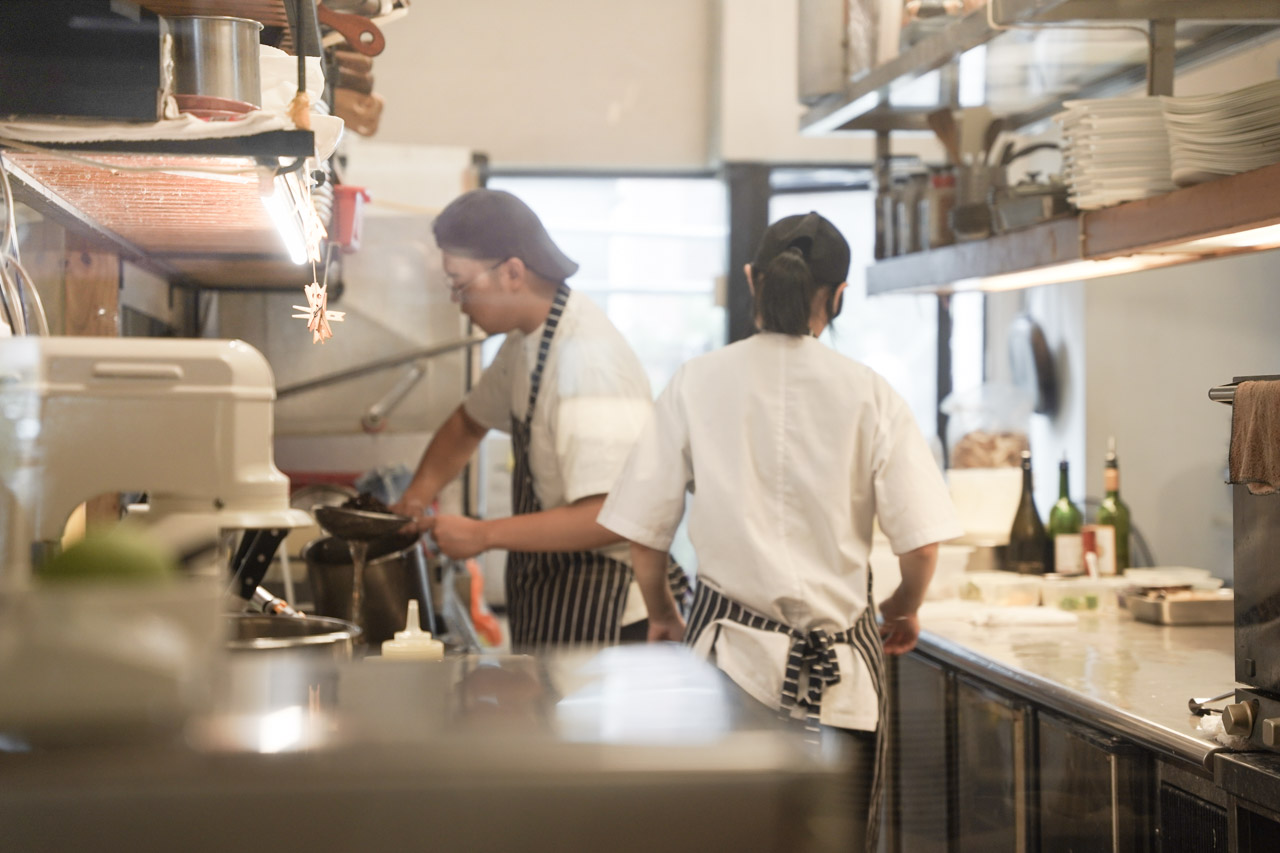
{"left": 0, "top": 645, "right": 854, "bottom": 853}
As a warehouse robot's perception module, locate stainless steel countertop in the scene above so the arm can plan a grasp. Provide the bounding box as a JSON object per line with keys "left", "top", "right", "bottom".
{"left": 0, "top": 645, "right": 856, "bottom": 853}
{"left": 914, "top": 600, "right": 1235, "bottom": 767}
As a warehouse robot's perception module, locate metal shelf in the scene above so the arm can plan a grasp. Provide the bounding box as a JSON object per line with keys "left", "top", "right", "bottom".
{"left": 2, "top": 130, "right": 318, "bottom": 289}
{"left": 24, "top": 131, "right": 315, "bottom": 159}
{"left": 867, "top": 162, "right": 1280, "bottom": 294}
{"left": 868, "top": 217, "right": 1081, "bottom": 294}
{"left": 801, "top": 0, "right": 1280, "bottom": 134}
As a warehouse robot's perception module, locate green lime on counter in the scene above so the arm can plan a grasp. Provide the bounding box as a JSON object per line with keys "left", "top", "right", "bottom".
{"left": 40, "top": 529, "right": 178, "bottom": 584}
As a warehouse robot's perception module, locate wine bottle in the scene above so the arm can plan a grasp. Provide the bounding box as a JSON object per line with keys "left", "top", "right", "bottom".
{"left": 1097, "top": 436, "right": 1131, "bottom": 571}
{"left": 1007, "top": 449, "right": 1050, "bottom": 575}
{"left": 1046, "top": 455, "right": 1083, "bottom": 572}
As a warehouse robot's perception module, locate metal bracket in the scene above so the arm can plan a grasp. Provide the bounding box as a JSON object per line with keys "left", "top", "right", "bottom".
{"left": 1147, "top": 19, "right": 1177, "bottom": 97}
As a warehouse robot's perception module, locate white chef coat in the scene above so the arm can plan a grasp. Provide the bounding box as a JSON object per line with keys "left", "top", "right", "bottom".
{"left": 598, "top": 332, "right": 963, "bottom": 729}
{"left": 464, "top": 289, "right": 654, "bottom": 618}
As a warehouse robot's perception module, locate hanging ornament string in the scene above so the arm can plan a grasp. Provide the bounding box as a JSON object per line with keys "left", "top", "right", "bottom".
{"left": 287, "top": 0, "right": 313, "bottom": 130}
{"left": 293, "top": 244, "right": 343, "bottom": 343}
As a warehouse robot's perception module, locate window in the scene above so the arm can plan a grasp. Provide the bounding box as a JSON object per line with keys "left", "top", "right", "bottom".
{"left": 486, "top": 174, "right": 728, "bottom": 395}
{"left": 769, "top": 187, "right": 941, "bottom": 445}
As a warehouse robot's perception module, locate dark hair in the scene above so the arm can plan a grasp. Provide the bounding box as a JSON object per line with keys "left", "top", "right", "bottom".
{"left": 754, "top": 247, "right": 839, "bottom": 336}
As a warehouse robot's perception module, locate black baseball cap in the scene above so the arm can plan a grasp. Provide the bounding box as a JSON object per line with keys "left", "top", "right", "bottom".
{"left": 432, "top": 189, "right": 579, "bottom": 281}
{"left": 751, "top": 212, "right": 850, "bottom": 286}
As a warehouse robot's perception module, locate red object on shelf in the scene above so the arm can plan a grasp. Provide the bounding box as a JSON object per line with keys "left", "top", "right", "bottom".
{"left": 174, "top": 93, "right": 258, "bottom": 121}
{"left": 332, "top": 184, "right": 371, "bottom": 252}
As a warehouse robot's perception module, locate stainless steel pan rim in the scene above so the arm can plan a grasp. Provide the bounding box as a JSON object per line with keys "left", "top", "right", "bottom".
{"left": 165, "top": 15, "right": 265, "bottom": 29}
{"left": 225, "top": 613, "right": 362, "bottom": 651}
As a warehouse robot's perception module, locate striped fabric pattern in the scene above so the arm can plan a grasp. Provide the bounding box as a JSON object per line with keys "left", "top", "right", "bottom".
{"left": 504, "top": 283, "right": 634, "bottom": 652}
{"left": 684, "top": 580, "right": 887, "bottom": 853}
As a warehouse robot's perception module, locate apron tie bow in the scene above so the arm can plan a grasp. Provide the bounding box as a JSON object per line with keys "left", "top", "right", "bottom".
{"left": 792, "top": 629, "right": 843, "bottom": 713}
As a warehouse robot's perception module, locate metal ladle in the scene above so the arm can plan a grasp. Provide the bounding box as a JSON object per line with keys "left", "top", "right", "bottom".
{"left": 313, "top": 506, "right": 410, "bottom": 541}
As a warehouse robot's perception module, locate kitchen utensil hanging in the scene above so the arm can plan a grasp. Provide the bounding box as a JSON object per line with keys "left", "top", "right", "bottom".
{"left": 927, "top": 108, "right": 962, "bottom": 165}
{"left": 1007, "top": 313, "right": 1058, "bottom": 416}
{"left": 317, "top": 3, "right": 386, "bottom": 56}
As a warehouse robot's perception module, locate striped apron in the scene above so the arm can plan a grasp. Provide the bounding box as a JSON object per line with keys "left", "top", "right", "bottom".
{"left": 505, "top": 283, "right": 690, "bottom": 650}
{"left": 684, "top": 578, "right": 887, "bottom": 853}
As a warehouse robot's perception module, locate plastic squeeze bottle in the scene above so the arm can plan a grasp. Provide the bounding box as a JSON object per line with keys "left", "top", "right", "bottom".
{"left": 380, "top": 600, "right": 444, "bottom": 661}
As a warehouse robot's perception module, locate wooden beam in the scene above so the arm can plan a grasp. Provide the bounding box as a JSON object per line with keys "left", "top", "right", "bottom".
{"left": 1082, "top": 163, "right": 1280, "bottom": 258}
{"left": 63, "top": 234, "right": 122, "bottom": 529}
{"left": 63, "top": 235, "right": 120, "bottom": 337}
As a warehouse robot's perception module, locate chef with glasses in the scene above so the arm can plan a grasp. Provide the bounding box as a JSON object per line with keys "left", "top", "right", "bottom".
{"left": 393, "top": 189, "right": 687, "bottom": 650}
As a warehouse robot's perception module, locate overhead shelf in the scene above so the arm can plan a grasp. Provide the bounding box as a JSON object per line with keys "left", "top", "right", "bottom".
{"left": 2, "top": 129, "right": 319, "bottom": 289}
{"left": 867, "top": 162, "right": 1280, "bottom": 294}
{"left": 801, "top": 0, "right": 1280, "bottom": 134}
{"left": 138, "top": 1, "right": 291, "bottom": 28}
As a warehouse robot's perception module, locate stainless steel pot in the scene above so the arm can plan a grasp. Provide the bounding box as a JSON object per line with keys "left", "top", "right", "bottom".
{"left": 167, "top": 15, "right": 264, "bottom": 106}
{"left": 302, "top": 533, "right": 437, "bottom": 646}
{"left": 225, "top": 613, "right": 359, "bottom": 660}
{"left": 219, "top": 614, "right": 357, "bottom": 720}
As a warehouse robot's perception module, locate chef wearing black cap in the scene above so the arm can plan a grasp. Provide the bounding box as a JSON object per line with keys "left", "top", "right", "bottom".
{"left": 598, "top": 212, "right": 961, "bottom": 851}
{"left": 393, "top": 188, "right": 685, "bottom": 651}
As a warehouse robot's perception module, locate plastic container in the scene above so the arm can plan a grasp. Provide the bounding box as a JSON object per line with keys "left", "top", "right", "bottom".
{"left": 1041, "top": 576, "right": 1106, "bottom": 612}
{"left": 379, "top": 600, "right": 444, "bottom": 661}
{"left": 331, "top": 185, "right": 371, "bottom": 252}
{"left": 925, "top": 544, "right": 977, "bottom": 600}
{"left": 924, "top": 168, "right": 957, "bottom": 249}
{"left": 1122, "top": 567, "right": 1223, "bottom": 590}
{"left": 959, "top": 571, "right": 1042, "bottom": 607}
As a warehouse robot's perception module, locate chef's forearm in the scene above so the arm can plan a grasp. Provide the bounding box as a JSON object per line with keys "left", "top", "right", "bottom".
{"left": 893, "top": 542, "right": 939, "bottom": 612}
{"left": 630, "top": 541, "right": 680, "bottom": 621}
{"left": 401, "top": 405, "right": 488, "bottom": 505}
{"left": 482, "top": 495, "right": 622, "bottom": 553}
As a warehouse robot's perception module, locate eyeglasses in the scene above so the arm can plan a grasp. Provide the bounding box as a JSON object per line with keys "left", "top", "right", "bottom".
{"left": 448, "top": 259, "right": 506, "bottom": 295}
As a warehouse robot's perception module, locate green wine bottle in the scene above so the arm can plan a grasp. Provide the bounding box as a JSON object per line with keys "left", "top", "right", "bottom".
{"left": 1097, "top": 436, "right": 1131, "bottom": 571}
{"left": 1007, "top": 450, "right": 1050, "bottom": 575}
{"left": 1047, "top": 455, "right": 1083, "bottom": 572}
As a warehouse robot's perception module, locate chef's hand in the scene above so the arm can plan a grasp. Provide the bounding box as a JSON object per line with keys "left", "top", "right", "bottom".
{"left": 647, "top": 612, "right": 686, "bottom": 643}
{"left": 426, "top": 514, "right": 490, "bottom": 560}
{"left": 391, "top": 496, "right": 435, "bottom": 536}
{"left": 878, "top": 594, "right": 921, "bottom": 656}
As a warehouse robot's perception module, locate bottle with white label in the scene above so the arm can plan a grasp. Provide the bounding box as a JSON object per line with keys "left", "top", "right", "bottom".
{"left": 1097, "top": 436, "right": 1132, "bottom": 571}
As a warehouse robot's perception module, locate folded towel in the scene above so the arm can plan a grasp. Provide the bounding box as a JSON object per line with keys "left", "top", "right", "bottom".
{"left": 1229, "top": 380, "right": 1280, "bottom": 495}
{"left": 969, "top": 606, "right": 1078, "bottom": 628}
{"left": 0, "top": 111, "right": 344, "bottom": 162}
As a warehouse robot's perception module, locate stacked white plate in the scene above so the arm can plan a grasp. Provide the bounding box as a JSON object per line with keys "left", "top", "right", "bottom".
{"left": 1058, "top": 97, "right": 1173, "bottom": 210}
{"left": 1057, "top": 81, "right": 1280, "bottom": 209}
{"left": 1163, "top": 79, "right": 1280, "bottom": 187}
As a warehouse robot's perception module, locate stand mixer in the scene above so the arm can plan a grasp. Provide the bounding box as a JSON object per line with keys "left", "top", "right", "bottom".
{"left": 0, "top": 336, "right": 310, "bottom": 596}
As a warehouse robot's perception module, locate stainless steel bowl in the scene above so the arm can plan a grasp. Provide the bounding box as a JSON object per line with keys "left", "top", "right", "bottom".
{"left": 167, "top": 15, "right": 264, "bottom": 106}
{"left": 225, "top": 613, "right": 360, "bottom": 660}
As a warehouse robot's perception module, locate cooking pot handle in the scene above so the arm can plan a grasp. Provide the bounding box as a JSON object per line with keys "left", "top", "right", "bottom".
{"left": 318, "top": 3, "right": 387, "bottom": 57}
